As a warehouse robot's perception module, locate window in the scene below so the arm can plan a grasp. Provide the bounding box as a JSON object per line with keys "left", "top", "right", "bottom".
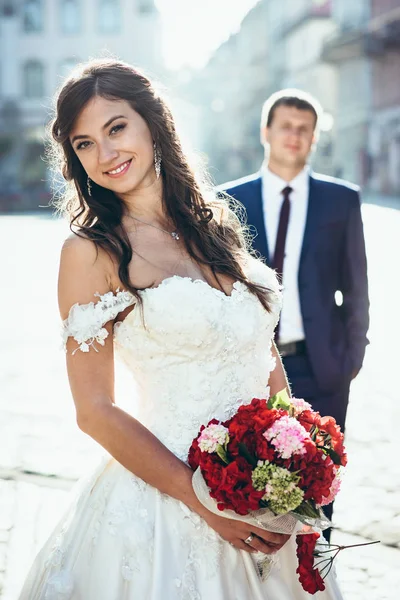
{"left": 138, "top": 0, "right": 154, "bottom": 14}
{"left": 23, "top": 60, "right": 44, "bottom": 98}
{"left": 2, "top": 2, "right": 17, "bottom": 17}
{"left": 60, "top": 0, "right": 81, "bottom": 34}
{"left": 98, "top": 0, "right": 120, "bottom": 34}
{"left": 23, "top": 0, "right": 43, "bottom": 33}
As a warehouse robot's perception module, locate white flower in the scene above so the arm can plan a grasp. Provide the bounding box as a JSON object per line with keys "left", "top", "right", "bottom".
{"left": 198, "top": 423, "right": 229, "bottom": 453}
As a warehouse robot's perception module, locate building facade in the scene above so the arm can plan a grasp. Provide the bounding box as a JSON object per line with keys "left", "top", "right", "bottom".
{"left": 179, "top": 0, "right": 270, "bottom": 185}
{"left": 368, "top": 0, "right": 400, "bottom": 195}
{"left": 322, "top": 0, "right": 400, "bottom": 193}
{"left": 0, "top": 0, "right": 161, "bottom": 210}
{"left": 322, "top": 0, "right": 373, "bottom": 186}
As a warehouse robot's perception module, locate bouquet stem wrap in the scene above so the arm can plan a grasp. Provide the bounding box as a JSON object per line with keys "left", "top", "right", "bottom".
{"left": 192, "top": 468, "right": 331, "bottom": 580}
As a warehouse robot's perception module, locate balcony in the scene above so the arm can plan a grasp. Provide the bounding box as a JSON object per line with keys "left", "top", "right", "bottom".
{"left": 322, "top": 28, "right": 386, "bottom": 62}
{"left": 322, "top": 9, "right": 400, "bottom": 63}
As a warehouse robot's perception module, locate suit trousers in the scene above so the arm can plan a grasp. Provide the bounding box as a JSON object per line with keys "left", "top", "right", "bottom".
{"left": 282, "top": 351, "right": 351, "bottom": 543}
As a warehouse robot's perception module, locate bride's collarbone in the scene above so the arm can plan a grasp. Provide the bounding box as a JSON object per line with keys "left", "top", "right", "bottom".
{"left": 111, "top": 262, "right": 236, "bottom": 297}
{"left": 109, "top": 241, "right": 237, "bottom": 296}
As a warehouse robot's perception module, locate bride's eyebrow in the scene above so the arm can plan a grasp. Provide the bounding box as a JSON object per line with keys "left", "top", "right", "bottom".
{"left": 71, "top": 115, "right": 127, "bottom": 144}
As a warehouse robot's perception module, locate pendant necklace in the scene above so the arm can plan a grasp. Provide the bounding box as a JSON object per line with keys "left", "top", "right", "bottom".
{"left": 127, "top": 215, "right": 180, "bottom": 241}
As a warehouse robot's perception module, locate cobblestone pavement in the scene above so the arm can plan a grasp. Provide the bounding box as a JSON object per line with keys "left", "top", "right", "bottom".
{"left": 1, "top": 204, "right": 399, "bottom": 599}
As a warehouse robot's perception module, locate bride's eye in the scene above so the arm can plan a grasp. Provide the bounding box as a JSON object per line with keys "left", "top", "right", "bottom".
{"left": 76, "top": 140, "right": 91, "bottom": 151}
{"left": 110, "top": 123, "right": 126, "bottom": 135}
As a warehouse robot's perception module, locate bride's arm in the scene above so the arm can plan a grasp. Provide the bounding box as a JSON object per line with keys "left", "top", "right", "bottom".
{"left": 59, "top": 236, "right": 289, "bottom": 554}
{"left": 268, "top": 340, "right": 291, "bottom": 398}
{"left": 59, "top": 235, "right": 199, "bottom": 508}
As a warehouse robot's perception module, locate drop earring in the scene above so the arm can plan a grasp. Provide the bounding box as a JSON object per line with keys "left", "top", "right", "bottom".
{"left": 87, "top": 177, "right": 92, "bottom": 196}
{"left": 153, "top": 141, "right": 162, "bottom": 179}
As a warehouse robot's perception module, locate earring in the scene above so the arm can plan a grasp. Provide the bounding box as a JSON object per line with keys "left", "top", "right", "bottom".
{"left": 153, "top": 141, "right": 162, "bottom": 179}
{"left": 87, "top": 176, "right": 92, "bottom": 196}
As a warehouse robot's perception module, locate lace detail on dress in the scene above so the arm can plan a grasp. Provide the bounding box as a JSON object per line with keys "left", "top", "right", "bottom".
{"left": 175, "top": 503, "right": 223, "bottom": 600}
{"left": 62, "top": 289, "right": 135, "bottom": 354}
{"left": 110, "top": 260, "right": 282, "bottom": 462}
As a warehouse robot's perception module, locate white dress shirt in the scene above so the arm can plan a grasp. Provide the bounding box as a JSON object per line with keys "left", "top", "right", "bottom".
{"left": 261, "top": 166, "right": 310, "bottom": 345}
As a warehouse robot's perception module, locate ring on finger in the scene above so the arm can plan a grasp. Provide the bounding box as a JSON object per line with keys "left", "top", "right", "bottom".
{"left": 244, "top": 534, "right": 254, "bottom": 545}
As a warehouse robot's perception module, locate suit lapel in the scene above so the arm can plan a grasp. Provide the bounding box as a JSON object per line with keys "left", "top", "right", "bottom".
{"left": 245, "top": 176, "right": 269, "bottom": 263}
{"left": 299, "top": 174, "right": 320, "bottom": 271}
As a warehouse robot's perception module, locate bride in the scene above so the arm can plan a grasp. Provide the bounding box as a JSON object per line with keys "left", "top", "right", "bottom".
{"left": 19, "top": 59, "right": 343, "bottom": 599}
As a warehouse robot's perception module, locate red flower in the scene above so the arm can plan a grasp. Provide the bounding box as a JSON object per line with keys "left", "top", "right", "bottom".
{"left": 296, "top": 452, "right": 336, "bottom": 504}
{"left": 206, "top": 456, "right": 264, "bottom": 515}
{"left": 298, "top": 410, "right": 347, "bottom": 467}
{"left": 319, "top": 416, "right": 347, "bottom": 466}
{"left": 188, "top": 437, "right": 201, "bottom": 471}
{"left": 254, "top": 435, "right": 276, "bottom": 462}
{"left": 296, "top": 533, "right": 326, "bottom": 594}
{"left": 227, "top": 399, "right": 283, "bottom": 436}
{"left": 297, "top": 409, "right": 322, "bottom": 433}
{"left": 225, "top": 399, "right": 284, "bottom": 458}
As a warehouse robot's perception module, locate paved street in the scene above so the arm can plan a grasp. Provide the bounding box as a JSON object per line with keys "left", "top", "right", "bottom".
{"left": 0, "top": 203, "right": 399, "bottom": 599}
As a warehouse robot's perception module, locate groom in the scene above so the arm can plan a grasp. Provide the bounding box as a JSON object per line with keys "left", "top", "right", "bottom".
{"left": 221, "top": 90, "right": 369, "bottom": 537}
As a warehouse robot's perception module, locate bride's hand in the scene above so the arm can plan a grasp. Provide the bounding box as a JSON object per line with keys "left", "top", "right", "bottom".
{"left": 202, "top": 510, "right": 290, "bottom": 554}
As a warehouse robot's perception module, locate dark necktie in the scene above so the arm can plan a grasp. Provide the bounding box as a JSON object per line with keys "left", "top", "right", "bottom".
{"left": 272, "top": 186, "right": 293, "bottom": 278}
{"left": 272, "top": 186, "right": 292, "bottom": 343}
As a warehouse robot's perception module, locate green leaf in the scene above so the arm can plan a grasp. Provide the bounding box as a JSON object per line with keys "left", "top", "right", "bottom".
{"left": 216, "top": 444, "right": 230, "bottom": 465}
{"left": 238, "top": 443, "right": 258, "bottom": 468}
{"left": 293, "top": 500, "right": 321, "bottom": 519}
{"left": 268, "top": 388, "right": 291, "bottom": 411}
{"left": 325, "top": 447, "right": 342, "bottom": 466}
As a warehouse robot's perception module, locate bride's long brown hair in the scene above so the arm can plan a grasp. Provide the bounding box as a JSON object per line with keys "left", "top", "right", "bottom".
{"left": 50, "top": 59, "right": 272, "bottom": 310}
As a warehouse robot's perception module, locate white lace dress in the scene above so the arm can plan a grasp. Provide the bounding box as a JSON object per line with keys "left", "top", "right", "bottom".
{"left": 18, "top": 259, "right": 344, "bottom": 600}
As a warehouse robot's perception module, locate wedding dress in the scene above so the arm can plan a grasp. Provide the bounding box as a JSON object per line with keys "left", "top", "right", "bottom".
{"left": 19, "top": 259, "right": 343, "bottom": 599}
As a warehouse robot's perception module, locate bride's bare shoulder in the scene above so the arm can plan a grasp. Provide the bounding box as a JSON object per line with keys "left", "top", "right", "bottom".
{"left": 62, "top": 232, "right": 98, "bottom": 259}
{"left": 60, "top": 232, "right": 116, "bottom": 271}
{"left": 58, "top": 233, "right": 115, "bottom": 317}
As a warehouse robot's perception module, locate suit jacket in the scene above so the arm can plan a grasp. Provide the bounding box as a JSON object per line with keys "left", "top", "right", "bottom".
{"left": 222, "top": 171, "right": 370, "bottom": 393}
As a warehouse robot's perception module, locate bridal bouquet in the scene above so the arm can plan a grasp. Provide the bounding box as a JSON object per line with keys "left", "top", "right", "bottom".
{"left": 188, "top": 390, "right": 347, "bottom": 594}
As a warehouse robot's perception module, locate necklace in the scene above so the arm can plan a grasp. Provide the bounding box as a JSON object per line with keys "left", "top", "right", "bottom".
{"left": 127, "top": 215, "right": 180, "bottom": 241}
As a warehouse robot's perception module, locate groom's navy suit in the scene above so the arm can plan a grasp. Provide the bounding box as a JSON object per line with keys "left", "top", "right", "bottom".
{"left": 222, "top": 171, "right": 369, "bottom": 432}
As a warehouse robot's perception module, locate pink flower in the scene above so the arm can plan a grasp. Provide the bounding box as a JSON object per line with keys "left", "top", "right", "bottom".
{"left": 319, "top": 468, "right": 342, "bottom": 506}
{"left": 198, "top": 424, "right": 229, "bottom": 453}
{"left": 291, "top": 397, "right": 312, "bottom": 415}
{"left": 264, "top": 415, "right": 311, "bottom": 459}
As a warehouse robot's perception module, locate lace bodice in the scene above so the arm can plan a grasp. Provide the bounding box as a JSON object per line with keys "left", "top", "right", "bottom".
{"left": 62, "top": 259, "right": 281, "bottom": 461}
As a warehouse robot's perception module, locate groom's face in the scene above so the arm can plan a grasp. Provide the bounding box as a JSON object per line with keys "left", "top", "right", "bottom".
{"left": 263, "top": 106, "right": 316, "bottom": 169}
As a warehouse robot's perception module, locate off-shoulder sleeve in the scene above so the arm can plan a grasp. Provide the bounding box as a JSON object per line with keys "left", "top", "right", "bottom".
{"left": 62, "top": 289, "right": 136, "bottom": 354}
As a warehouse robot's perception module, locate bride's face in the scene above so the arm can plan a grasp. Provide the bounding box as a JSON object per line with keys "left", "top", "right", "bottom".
{"left": 70, "top": 96, "right": 156, "bottom": 195}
